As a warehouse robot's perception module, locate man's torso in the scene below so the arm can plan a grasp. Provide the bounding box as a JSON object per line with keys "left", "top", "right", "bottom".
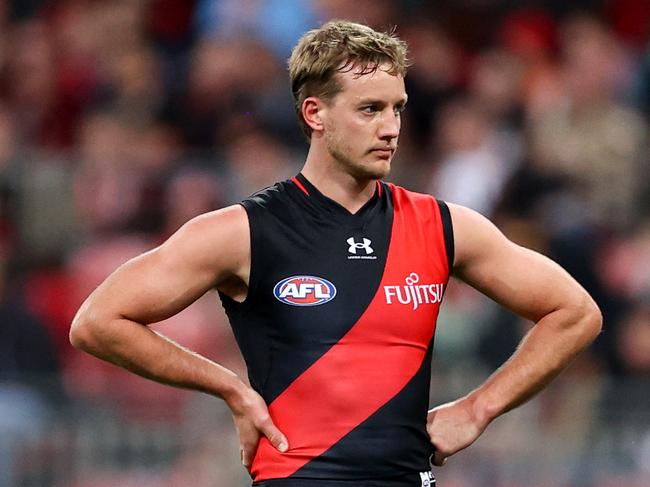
{"left": 221, "top": 174, "right": 453, "bottom": 485}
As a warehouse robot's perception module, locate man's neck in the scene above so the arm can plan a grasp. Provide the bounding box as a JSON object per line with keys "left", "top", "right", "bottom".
{"left": 301, "top": 155, "right": 378, "bottom": 215}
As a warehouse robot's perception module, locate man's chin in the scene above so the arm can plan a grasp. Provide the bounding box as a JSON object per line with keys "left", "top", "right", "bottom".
{"left": 331, "top": 150, "right": 392, "bottom": 180}
{"left": 362, "top": 159, "right": 391, "bottom": 180}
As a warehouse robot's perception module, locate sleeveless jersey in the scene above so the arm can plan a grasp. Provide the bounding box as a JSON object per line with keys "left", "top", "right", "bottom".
{"left": 220, "top": 173, "right": 454, "bottom": 485}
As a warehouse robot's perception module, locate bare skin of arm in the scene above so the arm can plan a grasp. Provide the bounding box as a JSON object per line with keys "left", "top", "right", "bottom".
{"left": 427, "top": 204, "right": 602, "bottom": 466}
{"left": 69, "top": 205, "right": 288, "bottom": 470}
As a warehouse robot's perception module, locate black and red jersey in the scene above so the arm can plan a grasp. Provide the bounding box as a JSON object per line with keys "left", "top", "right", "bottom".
{"left": 220, "top": 173, "right": 453, "bottom": 485}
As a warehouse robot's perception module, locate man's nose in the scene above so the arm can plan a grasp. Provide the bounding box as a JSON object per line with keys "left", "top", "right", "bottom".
{"left": 378, "top": 111, "right": 400, "bottom": 140}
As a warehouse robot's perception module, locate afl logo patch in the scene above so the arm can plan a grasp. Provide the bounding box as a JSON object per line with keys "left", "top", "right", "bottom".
{"left": 273, "top": 276, "right": 337, "bottom": 306}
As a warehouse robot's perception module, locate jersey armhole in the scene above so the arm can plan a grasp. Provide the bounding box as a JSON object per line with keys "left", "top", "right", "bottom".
{"left": 229, "top": 200, "right": 260, "bottom": 313}
{"left": 436, "top": 199, "right": 455, "bottom": 274}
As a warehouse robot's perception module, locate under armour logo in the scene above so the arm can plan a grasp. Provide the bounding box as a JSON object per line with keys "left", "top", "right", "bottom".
{"left": 347, "top": 237, "right": 373, "bottom": 255}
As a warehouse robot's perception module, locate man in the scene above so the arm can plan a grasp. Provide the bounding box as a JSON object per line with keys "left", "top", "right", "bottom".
{"left": 70, "top": 20, "right": 602, "bottom": 486}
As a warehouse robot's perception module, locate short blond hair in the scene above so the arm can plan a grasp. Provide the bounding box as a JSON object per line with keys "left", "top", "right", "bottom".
{"left": 288, "top": 20, "right": 409, "bottom": 139}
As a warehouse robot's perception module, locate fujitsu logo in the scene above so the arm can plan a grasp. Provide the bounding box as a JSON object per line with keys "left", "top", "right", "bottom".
{"left": 384, "top": 272, "right": 444, "bottom": 310}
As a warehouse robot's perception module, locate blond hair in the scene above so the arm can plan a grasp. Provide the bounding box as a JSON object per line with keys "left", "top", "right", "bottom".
{"left": 288, "top": 20, "right": 409, "bottom": 139}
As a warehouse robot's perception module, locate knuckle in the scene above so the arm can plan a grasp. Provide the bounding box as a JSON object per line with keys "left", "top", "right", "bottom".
{"left": 256, "top": 414, "right": 272, "bottom": 429}
{"left": 259, "top": 413, "right": 271, "bottom": 424}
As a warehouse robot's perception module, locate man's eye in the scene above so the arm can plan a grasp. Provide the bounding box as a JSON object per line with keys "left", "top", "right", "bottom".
{"left": 361, "top": 106, "right": 377, "bottom": 113}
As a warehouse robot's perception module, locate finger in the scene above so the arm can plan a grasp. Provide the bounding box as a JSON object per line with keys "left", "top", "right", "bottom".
{"left": 238, "top": 423, "right": 260, "bottom": 469}
{"left": 432, "top": 451, "right": 448, "bottom": 467}
{"left": 241, "top": 445, "right": 252, "bottom": 469}
{"left": 259, "top": 417, "right": 289, "bottom": 452}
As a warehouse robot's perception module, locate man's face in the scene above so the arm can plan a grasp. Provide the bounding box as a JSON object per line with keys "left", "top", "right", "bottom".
{"left": 320, "top": 65, "right": 407, "bottom": 180}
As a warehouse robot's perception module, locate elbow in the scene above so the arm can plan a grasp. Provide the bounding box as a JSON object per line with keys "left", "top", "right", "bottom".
{"left": 69, "top": 304, "right": 102, "bottom": 352}
{"left": 69, "top": 316, "right": 92, "bottom": 352}
{"left": 580, "top": 296, "right": 603, "bottom": 344}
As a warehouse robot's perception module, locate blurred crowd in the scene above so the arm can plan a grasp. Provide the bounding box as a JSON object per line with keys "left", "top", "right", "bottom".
{"left": 0, "top": 0, "right": 649, "bottom": 486}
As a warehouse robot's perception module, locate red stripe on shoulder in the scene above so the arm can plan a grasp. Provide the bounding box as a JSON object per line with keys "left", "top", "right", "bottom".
{"left": 291, "top": 177, "right": 310, "bottom": 196}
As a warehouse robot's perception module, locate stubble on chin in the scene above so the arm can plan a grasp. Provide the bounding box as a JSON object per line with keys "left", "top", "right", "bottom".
{"left": 358, "top": 158, "right": 391, "bottom": 180}
{"left": 326, "top": 136, "right": 392, "bottom": 181}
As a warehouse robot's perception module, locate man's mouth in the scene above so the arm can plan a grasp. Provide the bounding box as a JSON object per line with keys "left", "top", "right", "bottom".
{"left": 370, "top": 147, "right": 394, "bottom": 157}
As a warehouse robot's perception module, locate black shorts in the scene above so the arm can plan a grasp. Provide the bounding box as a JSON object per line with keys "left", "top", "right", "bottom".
{"left": 253, "top": 471, "right": 436, "bottom": 487}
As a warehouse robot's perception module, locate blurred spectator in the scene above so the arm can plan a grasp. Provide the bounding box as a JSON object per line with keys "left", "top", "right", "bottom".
{"left": 615, "top": 303, "right": 650, "bottom": 377}
{"left": 128, "top": 122, "right": 184, "bottom": 236}
{"left": 166, "top": 38, "right": 284, "bottom": 148}
{"left": 599, "top": 220, "right": 650, "bottom": 303}
{"left": 402, "top": 21, "right": 462, "bottom": 153}
{"left": 101, "top": 47, "right": 165, "bottom": 128}
{"left": 0, "top": 241, "right": 62, "bottom": 487}
{"left": 529, "top": 13, "right": 646, "bottom": 230}
{"left": 428, "top": 97, "right": 519, "bottom": 216}
{"left": 225, "top": 129, "right": 300, "bottom": 198}
{"left": 195, "top": 0, "right": 317, "bottom": 59}
{"left": 469, "top": 49, "right": 525, "bottom": 133}
{"left": 1, "top": 20, "right": 56, "bottom": 146}
{"left": 72, "top": 113, "right": 141, "bottom": 237}
{"left": 162, "top": 167, "right": 225, "bottom": 237}
{"left": 592, "top": 302, "right": 650, "bottom": 483}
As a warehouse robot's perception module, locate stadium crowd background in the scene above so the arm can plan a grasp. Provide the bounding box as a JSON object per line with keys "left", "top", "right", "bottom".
{"left": 0, "top": 0, "right": 649, "bottom": 486}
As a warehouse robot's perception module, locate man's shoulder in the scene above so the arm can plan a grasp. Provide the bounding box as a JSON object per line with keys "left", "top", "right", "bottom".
{"left": 242, "top": 179, "right": 293, "bottom": 210}
{"left": 384, "top": 181, "right": 440, "bottom": 207}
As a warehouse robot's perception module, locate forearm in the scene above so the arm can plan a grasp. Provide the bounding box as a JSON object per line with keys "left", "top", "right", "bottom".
{"left": 70, "top": 313, "right": 245, "bottom": 403}
{"left": 467, "top": 303, "right": 601, "bottom": 427}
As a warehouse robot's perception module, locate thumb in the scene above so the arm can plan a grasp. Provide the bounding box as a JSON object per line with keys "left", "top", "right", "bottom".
{"left": 432, "top": 450, "right": 448, "bottom": 467}
{"left": 259, "top": 417, "right": 289, "bottom": 453}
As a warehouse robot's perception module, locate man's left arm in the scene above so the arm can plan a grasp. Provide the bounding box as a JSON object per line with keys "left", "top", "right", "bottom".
{"left": 428, "top": 203, "right": 602, "bottom": 466}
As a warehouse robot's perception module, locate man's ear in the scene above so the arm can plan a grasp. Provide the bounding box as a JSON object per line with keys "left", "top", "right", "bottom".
{"left": 302, "top": 97, "right": 325, "bottom": 133}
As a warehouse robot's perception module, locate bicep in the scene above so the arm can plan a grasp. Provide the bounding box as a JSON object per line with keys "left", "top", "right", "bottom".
{"left": 448, "top": 204, "right": 590, "bottom": 323}
{"left": 83, "top": 205, "right": 249, "bottom": 325}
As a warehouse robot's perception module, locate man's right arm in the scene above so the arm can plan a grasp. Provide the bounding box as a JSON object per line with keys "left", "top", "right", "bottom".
{"left": 69, "top": 204, "right": 288, "bottom": 467}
